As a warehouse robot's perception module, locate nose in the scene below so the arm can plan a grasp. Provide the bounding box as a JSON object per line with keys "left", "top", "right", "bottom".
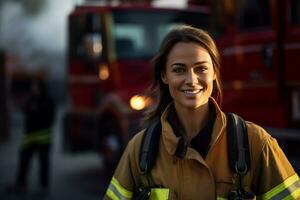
{"left": 185, "top": 70, "right": 198, "bottom": 85}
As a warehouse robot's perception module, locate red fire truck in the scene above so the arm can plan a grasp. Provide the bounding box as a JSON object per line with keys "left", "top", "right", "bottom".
{"left": 207, "top": 0, "right": 300, "bottom": 128}
{"left": 63, "top": 2, "right": 210, "bottom": 167}
{"left": 64, "top": 0, "right": 300, "bottom": 167}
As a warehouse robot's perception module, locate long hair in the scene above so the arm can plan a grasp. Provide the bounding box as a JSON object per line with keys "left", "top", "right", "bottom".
{"left": 144, "top": 25, "right": 223, "bottom": 123}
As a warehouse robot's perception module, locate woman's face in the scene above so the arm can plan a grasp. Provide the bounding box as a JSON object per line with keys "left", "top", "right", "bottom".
{"left": 162, "top": 42, "right": 215, "bottom": 110}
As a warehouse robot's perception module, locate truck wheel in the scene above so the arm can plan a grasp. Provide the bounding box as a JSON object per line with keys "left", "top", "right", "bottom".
{"left": 101, "top": 116, "right": 123, "bottom": 172}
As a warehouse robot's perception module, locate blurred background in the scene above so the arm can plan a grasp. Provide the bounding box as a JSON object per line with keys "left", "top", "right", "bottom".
{"left": 0, "top": 0, "right": 299, "bottom": 199}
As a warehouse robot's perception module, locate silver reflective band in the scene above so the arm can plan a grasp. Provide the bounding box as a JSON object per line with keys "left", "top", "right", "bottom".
{"left": 271, "top": 179, "right": 300, "bottom": 200}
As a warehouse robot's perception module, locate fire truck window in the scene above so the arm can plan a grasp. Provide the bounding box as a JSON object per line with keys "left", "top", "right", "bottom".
{"left": 237, "top": 0, "right": 271, "bottom": 30}
{"left": 113, "top": 11, "right": 209, "bottom": 59}
{"left": 114, "top": 25, "right": 143, "bottom": 58}
{"left": 289, "top": 0, "right": 300, "bottom": 25}
{"left": 68, "top": 13, "right": 102, "bottom": 59}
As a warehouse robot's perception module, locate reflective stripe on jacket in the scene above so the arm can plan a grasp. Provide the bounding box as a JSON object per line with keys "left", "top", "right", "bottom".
{"left": 106, "top": 176, "right": 171, "bottom": 200}
{"left": 21, "top": 128, "right": 52, "bottom": 148}
{"left": 104, "top": 98, "right": 300, "bottom": 200}
{"left": 260, "top": 173, "right": 300, "bottom": 199}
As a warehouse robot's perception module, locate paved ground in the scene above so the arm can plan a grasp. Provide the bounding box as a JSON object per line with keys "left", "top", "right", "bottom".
{"left": 0, "top": 106, "right": 300, "bottom": 200}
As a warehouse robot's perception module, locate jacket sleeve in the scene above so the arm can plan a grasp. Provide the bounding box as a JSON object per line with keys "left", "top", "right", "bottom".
{"left": 104, "top": 133, "right": 142, "bottom": 200}
{"left": 251, "top": 136, "right": 300, "bottom": 200}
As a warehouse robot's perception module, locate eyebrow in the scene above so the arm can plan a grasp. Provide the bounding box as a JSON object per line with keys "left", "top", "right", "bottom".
{"left": 171, "top": 63, "right": 185, "bottom": 67}
{"left": 171, "top": 61, "right": 209, "bottom": 67}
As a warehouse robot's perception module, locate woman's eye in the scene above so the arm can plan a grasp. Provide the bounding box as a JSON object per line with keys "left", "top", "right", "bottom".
{"left": 173, "top": 68, "right": 185, "bottom": 74}
{"left": 195, "top": 66, "right": 207, "bottom": 73}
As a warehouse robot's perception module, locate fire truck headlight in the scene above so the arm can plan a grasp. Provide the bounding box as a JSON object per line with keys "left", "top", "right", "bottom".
{"left": 130, "top": 95, "right": 151, "bottom": 111}
{"left": 98, "top": 65, "right": 109, "bottom": 80}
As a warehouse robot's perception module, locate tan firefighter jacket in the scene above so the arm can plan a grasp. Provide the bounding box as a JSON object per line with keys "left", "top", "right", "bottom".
{"left": 104, "top": 99, "right": 300, "bottom": 200}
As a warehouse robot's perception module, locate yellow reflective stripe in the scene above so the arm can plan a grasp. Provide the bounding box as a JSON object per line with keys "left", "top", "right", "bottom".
{"left": 149, "top": 188, "right": 169, "bottom": 200}
{"left": 106, "top": 177, "right": 132, "bottom": 200}
{"left": 26, "top": 128, "right": 51, "bottom": 136}
{"left": 22, "top": 129, "right": 51, "bottom": 147}
{"left": 217, "top": 197, "right": 227, "bottom": 200}
{"left": 261, "top": 174, "right": 300, "bottom": 200}
{"left": 23, "top": 129, "right": 51, "bottom": 142}
{"left": 106, "top": 188, "right": 120, "bottom": 200}
{"left": 111, "top": 177, "right": 133, "bottom": 198}
{"left": 22, "top": 136, "right": 51, "bottom": 147}
{"left": 23, "top": 134, "right": 51, "bottom": 142}
{"left": 282, "top": 183, "right": 300, "bottom": 200}
{"left": 22, "top": 134, "right": 51, "bottom": 147}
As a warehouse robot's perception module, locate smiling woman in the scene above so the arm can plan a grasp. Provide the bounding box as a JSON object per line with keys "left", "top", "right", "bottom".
{"left": 104, "top": 25, "right": 300, "bottom": 200}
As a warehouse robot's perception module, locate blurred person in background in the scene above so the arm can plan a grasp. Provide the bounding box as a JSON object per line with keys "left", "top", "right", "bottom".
{"left": 8, "top": 76, "right": 55, "bottom": 195}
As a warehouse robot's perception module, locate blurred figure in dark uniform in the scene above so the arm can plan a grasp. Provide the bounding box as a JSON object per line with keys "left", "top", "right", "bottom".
{"left": 10, "top": 76, "right": 55, "bottom": 194}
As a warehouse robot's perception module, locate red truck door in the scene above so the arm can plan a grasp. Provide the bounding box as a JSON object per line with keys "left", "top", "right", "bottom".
{"left": 284, "top": 0, "right": 300, "bottom": 126}
{"left": 217, "top": 0, "right": 288, "bottom": 127}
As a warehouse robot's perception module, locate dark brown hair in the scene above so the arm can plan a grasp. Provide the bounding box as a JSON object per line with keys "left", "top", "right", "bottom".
{"left": 145, "top": 25, "right": 223, "bottom": 122}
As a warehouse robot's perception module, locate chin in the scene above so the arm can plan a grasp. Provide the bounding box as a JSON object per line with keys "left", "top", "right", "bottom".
{"left": 174, "top": 97, "right": 209, "bottom": 110}
{"left": 184, "top": 100, "right": 208, "bottom": 110}
{"left": 181, "top": 102, "right": 202, "bottom": 110}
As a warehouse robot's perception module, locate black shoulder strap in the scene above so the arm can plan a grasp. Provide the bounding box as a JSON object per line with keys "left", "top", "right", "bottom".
{"left": 226, "top": 113, "right": 251, "bottom": 174}
{"left": 139, "top": 119, "right": 161, "bottom": 174}
{"left": 139, "top": 113, "right": 251, "bottom": 176}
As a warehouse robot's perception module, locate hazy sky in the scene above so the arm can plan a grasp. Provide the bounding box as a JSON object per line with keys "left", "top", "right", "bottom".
{"left": 0, "top": 0, "right": 187, "bottom": 77}
{"left": 0, "top": 0, "right": 187, "bottom": 55}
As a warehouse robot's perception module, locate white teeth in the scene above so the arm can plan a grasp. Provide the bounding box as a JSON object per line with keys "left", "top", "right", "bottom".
{"left": 183, "top": 90, "right": 201, "bottom": 94}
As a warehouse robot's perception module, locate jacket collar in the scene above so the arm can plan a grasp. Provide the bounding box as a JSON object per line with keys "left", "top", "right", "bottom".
{"left": 160, "top": 97, "right": 227, "bottom": 159}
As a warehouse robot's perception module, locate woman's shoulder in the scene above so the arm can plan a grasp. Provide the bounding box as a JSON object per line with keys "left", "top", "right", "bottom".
{"left": 244, "top": 121, "right": 276, "bottom": 162}
{"left": 244, "top": 121, "right": 276, "bottom": 172}
{"left": 245, "top": 121, "right": 273, "bottom": 146}
{"left": 246, "top": 121, "right": 272, "bottom": 137}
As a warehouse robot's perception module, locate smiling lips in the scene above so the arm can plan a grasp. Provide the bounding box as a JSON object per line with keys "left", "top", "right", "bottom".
{"left": 182, "top": 88, "right": 203, "bottom": 96}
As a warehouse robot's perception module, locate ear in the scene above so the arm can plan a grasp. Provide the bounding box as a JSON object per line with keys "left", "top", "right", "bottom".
{"left": 161, "top": 71, "right": 168, "bottom": 84}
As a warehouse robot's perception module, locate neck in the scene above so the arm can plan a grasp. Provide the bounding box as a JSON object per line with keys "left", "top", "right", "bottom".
{"left": 174, "top": 102, "right": 210, "bottom": 141}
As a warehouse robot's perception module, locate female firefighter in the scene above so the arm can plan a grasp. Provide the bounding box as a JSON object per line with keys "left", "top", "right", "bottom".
{"left": 104, "top": 25, "right": 300, "bottom": 199}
